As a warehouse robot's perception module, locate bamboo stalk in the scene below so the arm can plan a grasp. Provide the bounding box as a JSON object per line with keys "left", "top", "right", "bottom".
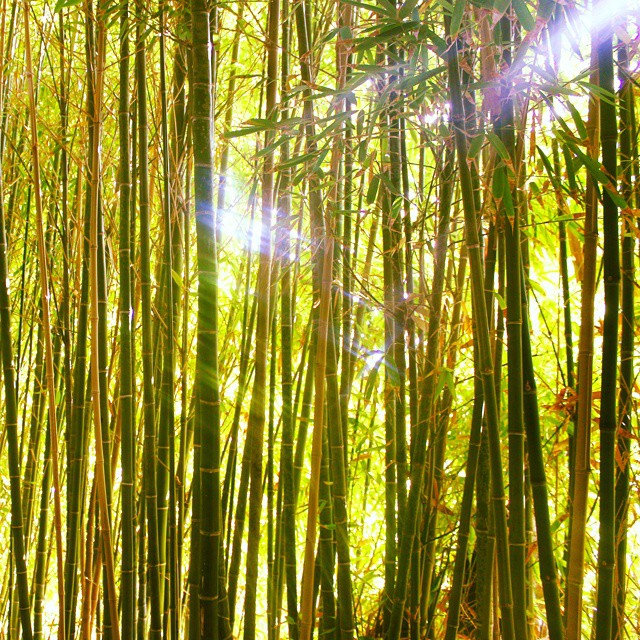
{"left": 565, "top": 40, "right": 600, "bottom": 640}
{"left": 87, "top": 3, "right": 119, "bottom": 636}
{"left": 445, "top": 22, "right": 515, "bottom": 640}
{"left": 22, "top": 3, "right": 66, "bottom": 635}
{"left": 191, "top": 1, "right": 222, "bottom": 636}
{"left": 117, "top": 1, "right": 135, "bottom": 637}
{"left": 613, "top": 36, "right": 634, "bottom": 640}
{"left": 594, "top": 15, "right": 619, "bottom": 640}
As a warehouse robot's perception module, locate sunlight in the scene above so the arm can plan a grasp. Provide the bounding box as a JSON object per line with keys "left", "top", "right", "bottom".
{"left": 587, "top": 0, "right": 638, "bottom": 31}
{"left": 553, "top": 0, "right": 639, "bottom": 84}
{"left": 216, "top": 176, "right": 262, "bottom": 250}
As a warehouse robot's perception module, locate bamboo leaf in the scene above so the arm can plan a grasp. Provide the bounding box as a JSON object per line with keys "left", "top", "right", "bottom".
{"left": 343, "top": 0, "right": 396, "bottom": 16}
{"left": 486, "top": 131, "right": 511, "bottom": 165}
{"left": 398, "top": 66, "right": 447, "bottom": 89}
{"left": 399, "top": 0, "right": 420, "bottom": 18}
{"left": 435, "top": 368, "right": 454, "bottom": 398}
{"left": 565, "top": 101, "right": 588, "bottom": 141}
{"left": 277, "top": 151, "right": 319, "bottom": 170}
{"left": 54, "top": 0, "right": 82, "bottom": 10}
{"left": 367, "top": 175, "right": 381, "bottom": 204}
{"left": 468, "top": 132, "right": 485, "bottom": 159}
{"left": 512, "top": 0, "right": 535, "bottom": 31}
{"left": 562, "top": 146, "right": 578, "bottom": 192}
{"left": 537, "top": 146, "right": 563, "bottom": 192}
{"left": 363, "top": 353, "right": 384, "bottom": 401}
{"left": 603, "top": 184, "right": 629, "bottom": 210}
{"left": 450, "top": 0, "right": 466, "bottom": 37}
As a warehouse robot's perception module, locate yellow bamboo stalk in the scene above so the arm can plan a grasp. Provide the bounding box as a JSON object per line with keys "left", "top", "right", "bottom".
{"left": 22, "top": 4, "right": 66, "bottom": 638}
{"left": 86, "top": 3, "right": 120, "bottom": 638}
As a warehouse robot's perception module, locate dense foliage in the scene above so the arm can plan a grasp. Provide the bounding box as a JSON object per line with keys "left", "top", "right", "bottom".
{"left": 0, "top": 0, "right": 638, "bottom": 639}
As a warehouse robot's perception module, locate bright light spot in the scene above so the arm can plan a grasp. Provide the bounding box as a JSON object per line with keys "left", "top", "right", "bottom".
{"left": 363, "top": 350, "right": 384, "bottom": 372}
{"left": 588, "top": 0, "right": 638, "bottom": 30}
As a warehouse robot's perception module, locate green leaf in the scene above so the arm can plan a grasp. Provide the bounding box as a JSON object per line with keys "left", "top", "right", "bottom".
{"left": 435, "top": 368, "right": 454, "bottom": 398}
{"left": 363, "top": 354, "right": 383, "bottom": 401}
{"left": 493, "top": 0, "right": 511, "bottom": 17}
{"left": 493, "top": 166, "right": 515, "bottom": 219}
{"left": 385, "top": 356, "right": 401, "bottom": 387}
{"left": 224, "top": 125, "right": 266, "bottom": 139}
{"left": 398, "top": 66, "right": 446, "bottom": 89}
{"left": 467, "top": 132, "right": 485, "bottom": 159}
{"left": 450, "top": 0, "right": 466, "bottom": 37}
{"left": 377, "top": 0, "right": 399, "bottom": 17}
{"left": 55, "top": 0, "right": 82, "bottom": 10}
{"left": 577, "top": 81, "right": 616, "bottom": 105}
{"left": 571, "top": 144, "right": 609, "bottom": 184}
{"left": 367, "top": 175, "right": 380, "bottom": 204}
{"left": 562, "top": 146, "right": 578, "bottom": 192}
{"left": 343, "top": 0, "right": 395, "bottom": 16}
{"left": 536, "top": 146, "right": 562, "bottom": 192}
{"left": 492, "top": 162, "right": 507, "bottom": 199}
{"left": 603, "top": 184, "right": 629, "bottom": 210}
{"left": 225, "top": 118, "right": 276, "bottom": 139}
{"left": 417, "top": 26, "right": 447, "bottom": 56}
{"left": 339, "top": 25, "right": 353, "bottom": 40}
{"left": 512, "top": 0, "right": 535, "bottom": 31}
{"left": 528, "top": 278, "right": 547, "bottom": 298}
{"left": 486, "top": 132, "right": 511, "bottom": 165}
{"left": 399, "top": 0, "right": 420, "bottom": 19}
{"left": 565, "top": 102, "right": 587, "bottom": 141}
{"left": 171, "top": 270, "right": 183, "bottom": 288}
{"left": 280, "top": 151, "right": 320, "bottom": 170}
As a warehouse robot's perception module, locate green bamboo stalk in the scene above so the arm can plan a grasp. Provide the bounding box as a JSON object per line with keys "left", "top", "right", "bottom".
{"left": 171, "top": 39, "right": 189, "bottom": 627}
{"left": 594, "top": 16, "right": 619, "bottom": 640}
{"left": 520, "top": 266, "right": 565, "bottom": 640}
{"left": 613, "top": 37, "right": 634, "bottom": 640}
{"left": 318, "top": 18, "right": 356, "bottom": 638}
{"left": 158, "top": 3, "right": 179, "bottom": 635}
{"left": 191, "top": 1, "right": 222, "bottom": 636}
{"left": 493, "top": 20, "right": 527, "bottom": 629}
{"left": 57, "top": 9, "right": 73, "bottom": 505}
{"left": 386, "top": 135, "right": 454, "bottom": 640}
{"left": 31, "top": 337, "right": 62, "bottom": 638}
{"left": 0, "top": 18, "right": 32, "bottom": 640}
{"left": 137, "top": 491, "right": 146, "bottom": 640}
{"left": 242, "top": 0, "right": 278, "bottom": 632}
{"left": 318, "top": 419, "right": 336, "bottom": 639}
{"left": 217, "top": 0, "right": 245, "bottom": 219}
{"left": 64, "top": 165, "right": 90, "bottom": 640}
{"left": 58, "top": 11, "right": 76, "bottom": 638}
{"left": 444, "top": 214, "right": 499, "bottom": 640}
{"left": 118, "top": 2, "right": 135, "bottom": 637}
{"left": 338, "top": 2, "right": 355, "bottom": 469}
{"left": 294, "top": 0, "right": 335, "bottom": 635}
{"left": 22, "top": 4, "right": 65, "bottom": 635}
{"left": 21, "top": 316, "right": 45, "bottom": 548}
{"left": 381, "top": 140, "right": 397, "bottom": 637}
{"left": 416, "top": 141, "right": 454, "bottom": 637}
{"left": 222, "top": 216, "right": 258, "bottom": 535}
{"left": 565, "top": 45, "right": 599, "bottom": 640}
{"left": 136, "top": 1, "right": 162, "bottom": 636}
{"left": 33, "top": 418, "right": 51, "bottom": 640}
{"left": 444, "top": 22, "right": 515, "bottom": 640}
{"left": 444, "top": 338, "right": 486, "bottom": 640}
{"left": 224, "top": 298, "right": 257, "bottom": 615}
{"left": 267, "top": 306, "right": 278, "bottom": 640}
{"left": 276, "top": 0, "right": 298, "bottom": 631}
{"left": 326, "top": 315, "right": 355, "bottom": 639}
{"left": 87, "top": 4, "right": 119, "bottom": 636}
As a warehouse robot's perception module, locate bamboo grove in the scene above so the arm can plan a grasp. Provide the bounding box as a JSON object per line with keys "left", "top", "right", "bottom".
{"left": 0, "top": 0, "right": 638, "bottom": 638}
